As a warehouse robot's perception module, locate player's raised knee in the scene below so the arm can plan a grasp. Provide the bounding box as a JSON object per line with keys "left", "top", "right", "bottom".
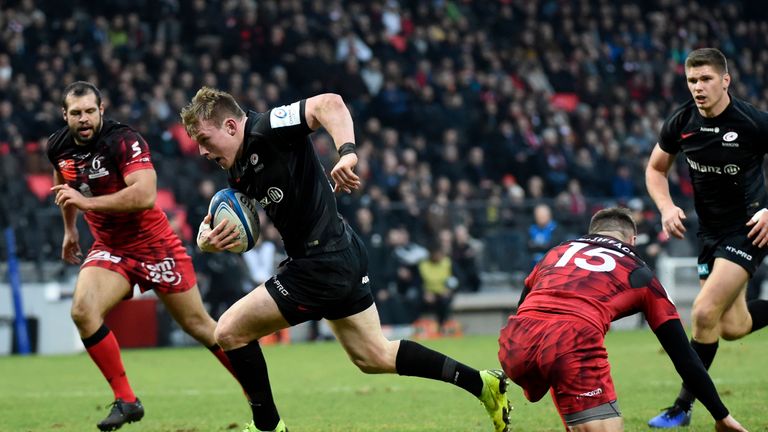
{"left": 70, "top": 301, "right": 96, "bottom": 330}
{"left": 213, "top": 316, "right": 241, "bottom": 349}
{"left": 691, "top": 303, "right": 722, "bottom": 331}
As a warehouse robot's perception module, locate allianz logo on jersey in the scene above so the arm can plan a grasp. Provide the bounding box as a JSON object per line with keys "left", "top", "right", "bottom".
{"left": 685, "top": 157, "right": 740, "bottom": 175}
{"left": 258, "top": 187, "right": 284, "bottom": 208}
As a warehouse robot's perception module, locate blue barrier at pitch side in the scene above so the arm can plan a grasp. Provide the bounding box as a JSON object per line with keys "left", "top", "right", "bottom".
{"left": 5, "top": 227, "right": 30, "bottom": 355}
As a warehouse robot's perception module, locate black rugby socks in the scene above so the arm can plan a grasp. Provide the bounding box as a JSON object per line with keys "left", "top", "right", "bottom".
{"left": 226, "top": 341, "right": 281, "bottom": 431}
{"left": 748, "top": 299, "right": 768, "bottom": 333}
{"left": 395, "top": 339, "right": 483, "bottom": 397}
{"left": 676, "top": 339, "right": 719, "bottom": 411}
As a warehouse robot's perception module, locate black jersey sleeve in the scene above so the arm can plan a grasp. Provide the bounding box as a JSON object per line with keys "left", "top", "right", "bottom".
{"left": 255, "top": 99, "right": 314, "bottom": 147}
{"left": 654, "top": 320, "right": 729, "bottom": 420}
{"left": 657, "top": 104, "right": 691, "bottom": 154}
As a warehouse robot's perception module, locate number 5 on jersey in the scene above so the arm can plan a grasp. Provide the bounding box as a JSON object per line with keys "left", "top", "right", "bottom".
{"left": 131, "top": 141, "right": 141, "bottom": 158}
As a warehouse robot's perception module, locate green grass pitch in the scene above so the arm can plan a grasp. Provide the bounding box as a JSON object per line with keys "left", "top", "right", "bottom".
{"left": 0, "top": 330, "right": 766, "bottom": 431}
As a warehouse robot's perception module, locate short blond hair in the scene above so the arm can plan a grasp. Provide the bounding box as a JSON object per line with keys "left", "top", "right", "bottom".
{"left": 180, "top": 87, "right": 245, "bottom": 138}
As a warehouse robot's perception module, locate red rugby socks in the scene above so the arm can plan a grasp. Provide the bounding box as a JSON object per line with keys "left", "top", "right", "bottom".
{"left": 82, "top": 324, "right": 136, "bottom": 403}
{"left": 208, "top": 343, "right": 237, "bottom": 377}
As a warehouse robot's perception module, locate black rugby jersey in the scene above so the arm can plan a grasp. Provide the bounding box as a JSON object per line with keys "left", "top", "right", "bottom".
{"left": 659, "top": 96, "right": 768, "bottom": 230}
{"left": 227, "top": 100, "right": 350, "bottom": 257}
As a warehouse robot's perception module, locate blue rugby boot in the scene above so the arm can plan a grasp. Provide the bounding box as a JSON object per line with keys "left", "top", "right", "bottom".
{"left": 648, "top": 405, "right": 692, "bottom": 428}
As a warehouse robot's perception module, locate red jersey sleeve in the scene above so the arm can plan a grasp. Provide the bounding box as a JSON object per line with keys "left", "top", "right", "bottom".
{"left": 113, "top": 130, "right": 153, "bottom": 177}
{"left": 641, "top": 275, "right": 679, "bottom": 330}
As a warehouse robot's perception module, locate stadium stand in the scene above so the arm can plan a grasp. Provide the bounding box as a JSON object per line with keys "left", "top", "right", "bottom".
{"left": 3, "top": 0, "right": 768, "bottom": 336}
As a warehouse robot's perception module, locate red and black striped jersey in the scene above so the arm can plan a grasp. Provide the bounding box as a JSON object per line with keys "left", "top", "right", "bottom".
{"left": 47, "top": 120, "right": 172, "bottom": 249}
{"left": 518, "top": 234, "right": 679, "bottom": 333}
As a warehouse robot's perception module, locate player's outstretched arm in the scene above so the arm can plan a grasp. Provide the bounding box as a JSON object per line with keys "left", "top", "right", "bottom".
{"left": 646, "top": 144, "right": 686, "bottom": 239}
{"left": 653, "top": 319, "right": 745, "bottom": 428}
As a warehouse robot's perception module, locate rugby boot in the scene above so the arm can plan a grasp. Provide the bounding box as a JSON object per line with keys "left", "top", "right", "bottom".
{"left": 97, "top": 398, "right": 144, "bottom": 431}
{"left": 479, "top": 369, "right": 512, "bottom": 432}
{"left": 242, "top": 419, "right": 288, "bottom": 432}
{"left": 648, "top": 404, "right": 692, "bottom": 428}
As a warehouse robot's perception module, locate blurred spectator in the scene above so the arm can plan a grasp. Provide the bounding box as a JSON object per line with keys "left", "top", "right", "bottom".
{"left": 418, "top": 242, "right": 457, "bottom": 332}
{"left": 452, "top": 224, "right": 482, "bottom": 293}
{"left": 196, "top": 252, "right": 249, "bottom": 320}
{"left": 527, "top": 203, "right": 563, "bottom": 269}
{"left": 627, "top": 198, "right": 664, "bottom": 269}
{"left": 380, "top": 226, "right": 427, "bottom": 324}
{"left": 8, "top": 0, "right": 764, "bottom": 281}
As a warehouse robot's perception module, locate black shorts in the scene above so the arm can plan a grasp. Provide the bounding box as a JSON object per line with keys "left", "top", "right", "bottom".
{"left": 264, "top": 230, "right": 374, "bottom": 325}
{"left": 697, "top": 227, "right": 768, "bottom": 278}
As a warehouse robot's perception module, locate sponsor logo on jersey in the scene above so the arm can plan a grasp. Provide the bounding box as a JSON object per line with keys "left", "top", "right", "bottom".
{"left": 84, "top": 250, "right": 122, "bottom": 264}
{"left": 686, "top": 157, "right": 740, "bottom": 175}
{"left": 250, "top": 153, "right": 259, "bottom": 165}
{"left": 273, "top": 276, "right": 290, "bottom": 296}
{"left": 58, "top": 159, "right": 78, "bottom": 181}
{"left": 88, "top": 156, "right": 110, "bottom": 179}
{"left": 722, "top": 131, "right": 740, "bottom": 147}
{"left": 577, "top": 388, "right": 603, "bottom": 398}
{"left": 142, "top": 258, "right": 183, "bottom": 286}
{"left": 700, "top": 126, "right": 720, "bottom": 133}
{"left": 259, "top": 187, "right": 284, "bottom": 207}
{"left": 725, "top": 245, "right": 752, "bottom": 261}
{"left": 697, "top": 263, "right": 710, "bottom": 277}
{"left": 680, "top": 131, "right": 696, "bottom": 139}
{"left": 362, "top": 275, "right": 370, "bottom": 284}
{"left": 269, "top": 102, "right": 301, "bottom": 128}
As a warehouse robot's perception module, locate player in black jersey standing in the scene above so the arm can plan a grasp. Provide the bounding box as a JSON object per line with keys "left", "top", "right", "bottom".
{"left": 646, "top": 47, "right": 768, "bottom": 427}
{"left": 180, "top": 87, "right": 511, "bottom": 432}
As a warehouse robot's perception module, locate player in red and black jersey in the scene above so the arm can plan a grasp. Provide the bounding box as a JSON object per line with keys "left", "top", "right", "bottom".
{"left": 47, "top": 82, "right": 242, "bottom": 431}
{"left": 181, "top": 87, "right": 511, "bottom": 432}
{"left": 646, "top": 48, "right": 768, "bottom": 427}
{"left": 498, "top": 208, "right": 746, "bottom": 431}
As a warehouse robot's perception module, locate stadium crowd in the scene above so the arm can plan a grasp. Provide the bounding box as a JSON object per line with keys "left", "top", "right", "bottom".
{"left": 2, "top": 0, "right": 768, "bottom": 317}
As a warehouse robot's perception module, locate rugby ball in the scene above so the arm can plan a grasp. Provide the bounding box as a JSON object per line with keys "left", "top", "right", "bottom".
{"left": 208, "top": 188, "right": 260, "bottom": 253}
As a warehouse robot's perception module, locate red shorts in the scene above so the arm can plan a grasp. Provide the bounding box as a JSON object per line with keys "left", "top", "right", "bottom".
{"left": 498, "top": 313, "right": 616, "bottom": 416}
{"left": 82, "top": 236, "right": 197, "bottom": 297}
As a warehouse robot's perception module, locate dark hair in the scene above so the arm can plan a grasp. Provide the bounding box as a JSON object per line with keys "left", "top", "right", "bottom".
{"left": 61, "top": 81, "right": 103, "bottom": 109}
{"left": 588, "top": 207, "right": 636, "bottom": 240}
{"left": 685, "top": 48, "right": 728, "bottom": 75}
